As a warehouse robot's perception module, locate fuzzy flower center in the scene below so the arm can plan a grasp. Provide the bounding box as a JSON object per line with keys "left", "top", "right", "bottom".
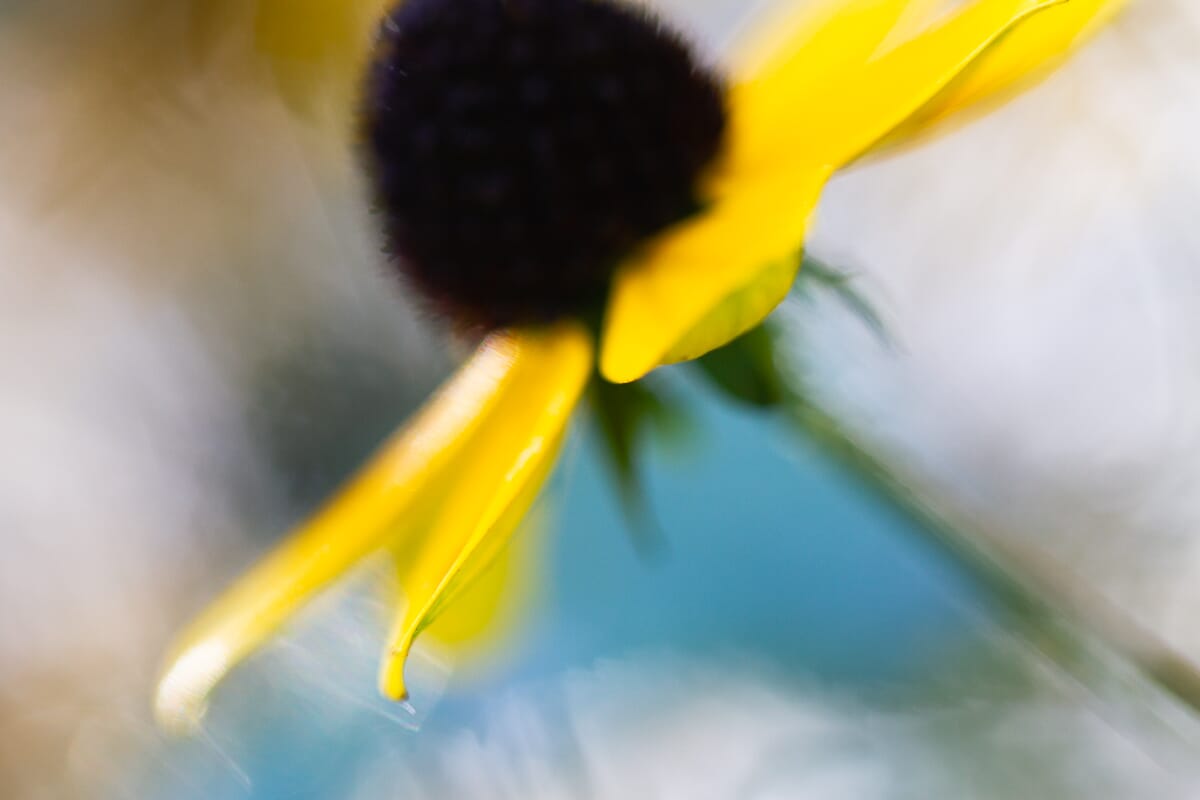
{"left": 362, "top": 0, "right": 727, "bottom": 329}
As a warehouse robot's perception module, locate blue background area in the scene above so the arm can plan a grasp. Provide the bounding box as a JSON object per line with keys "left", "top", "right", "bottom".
{"left": 145, "top": 383, "right": 995, "bottom": 799}
{"left": 516, "top": 383, "right": 985, "bottom": 689}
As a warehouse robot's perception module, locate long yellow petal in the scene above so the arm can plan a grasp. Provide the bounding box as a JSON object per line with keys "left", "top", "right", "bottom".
{"left": 726, "top": 0, "right": 940, "bottom": 177}
{"left": 154, "top": 332, "right": 522, "bottom": 733}
{"left": 882, "top": 0, "right": 1125, "bottom": 142}
{"left": 600, "top": 165, "right": 830, "bottom": 384}
{"left": 785, "top": 0, "right": 1069, "bottom": 169}
{"left": 380, "top": 323, "right": 592, "bottom": 700}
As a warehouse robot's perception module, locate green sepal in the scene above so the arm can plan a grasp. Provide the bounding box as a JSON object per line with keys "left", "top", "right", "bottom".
{"left": 588, "top": 377, "right": 690, "bottom": 556}
{"left": 794, "top": 255, "right": 890, "bottom": 346}
{"left": 691, "top": 322, "right": 787, "bottom": 409}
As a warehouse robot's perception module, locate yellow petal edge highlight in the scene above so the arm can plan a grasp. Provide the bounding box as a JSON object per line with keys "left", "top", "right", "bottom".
{"left": 379, "top": 323, "right": 592, "bottom": 700}
{"left": 155, "top": 325, "right": 587, "bottom": 732}
{"left": 894, "top": 0, "right": 1125, "bottom": 139}
{"left": 734, "top": 0, "right": 1071, "bottom": 173}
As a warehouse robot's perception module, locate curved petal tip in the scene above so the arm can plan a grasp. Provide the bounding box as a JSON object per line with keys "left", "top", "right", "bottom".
{"left": 154, "top": 641, "right": 233, "bottom": 735}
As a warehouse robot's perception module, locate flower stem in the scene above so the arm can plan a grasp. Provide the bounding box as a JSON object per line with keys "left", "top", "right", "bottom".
{"left": 788, "top": 390, "right": 1200, "bottom": 749}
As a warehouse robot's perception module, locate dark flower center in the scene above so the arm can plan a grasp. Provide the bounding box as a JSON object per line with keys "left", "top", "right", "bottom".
{"left": 362, "top": 0, "right": 727, "bottom": 329}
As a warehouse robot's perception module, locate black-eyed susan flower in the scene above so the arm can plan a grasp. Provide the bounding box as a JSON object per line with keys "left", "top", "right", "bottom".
{"left": 156, "top": 0, "right": 1122, "bottom": 730}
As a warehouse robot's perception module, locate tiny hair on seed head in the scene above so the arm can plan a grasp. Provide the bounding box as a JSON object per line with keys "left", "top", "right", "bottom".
{"left": 361, "top": 0, "right": 727, "bottom": 330}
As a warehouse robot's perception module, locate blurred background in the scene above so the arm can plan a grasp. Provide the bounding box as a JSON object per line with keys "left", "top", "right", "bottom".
{"left": 3, "top": 0, "right": 1200, "bottom": 797}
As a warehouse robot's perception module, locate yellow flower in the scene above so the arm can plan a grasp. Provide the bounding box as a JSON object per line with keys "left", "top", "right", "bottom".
{"left": 156, "top": 0, "right": 1121, "bottom": 731}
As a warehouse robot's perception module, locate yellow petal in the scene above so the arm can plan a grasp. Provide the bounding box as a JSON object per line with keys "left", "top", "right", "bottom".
{"left": 883, "top": 0, "right": 1125, "bottom": 142}
{"left": 253, "top": 0, "right": 386, "bottom": 63}
{"left": 380, "top": 323, "right": 592, "bottom": 700}
{"left": 154, "top": 332, "right": 523, "bottom": 733}
{"left": 726, "top": 0, "right": 940, "bottom": 177}
{"left": 600, "top": 164, "right": 830, "bottom": 384}
{"left": 423, "top": 503, "right": 547, "bottom": 651}
{"left": 253, "top": 0, "right": 388, "bottom": 122}
{"left": 787, "top": 0, "right": 1069, "bottom": 169}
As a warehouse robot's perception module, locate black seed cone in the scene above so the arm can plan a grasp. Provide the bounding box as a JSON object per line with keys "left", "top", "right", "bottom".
{"left": 363, "top": 0, "right": 727, "bottom": 329}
